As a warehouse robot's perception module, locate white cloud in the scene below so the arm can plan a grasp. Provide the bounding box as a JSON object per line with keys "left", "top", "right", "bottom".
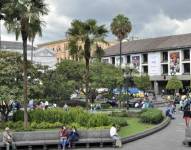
{"left": 1, "top": 0, "right": 191, "bottom": 44}
{"left": 138, "top": 13, "right": 191, "bottom": 38}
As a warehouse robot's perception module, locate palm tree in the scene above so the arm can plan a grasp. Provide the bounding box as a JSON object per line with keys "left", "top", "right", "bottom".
{"left": 67, "top": 19, "right": 108, "bottom": 107}
{"left": 68, "top": 39, "right": 82, "bottom": 61}
{"left": 111, "top": 14, "right": 132, "bottom": 68}
{"left": 2, "top": 0, "right": 48, "bottom": 128}
{"left": 94, "top": 44, "right": 105, "bottom": 62}
{"left": 28, "top": 19, "right": 44, "bottom": 63}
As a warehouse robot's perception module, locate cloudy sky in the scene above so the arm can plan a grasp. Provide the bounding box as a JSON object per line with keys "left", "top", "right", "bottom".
{"left": 1, "top": 0, "right": 191, "bottom": 45}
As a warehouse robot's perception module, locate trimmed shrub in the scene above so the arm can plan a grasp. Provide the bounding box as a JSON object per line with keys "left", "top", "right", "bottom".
{"left": 110, "top": 117, "right": 128, "bottom": 127}
{"left": 13, "top": 107, "right": 118, "bottom": 128}
{"left": 101, "top": 103, "right": 111, "bottom": 109}
{"left": 140, "top": 108, "right": 164, "bottom": 124}
{"left": 111, "top": 111, "right": 128, "bottom": 117}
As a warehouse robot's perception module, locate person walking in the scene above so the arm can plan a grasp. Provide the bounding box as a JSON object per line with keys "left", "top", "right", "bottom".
{"left": 3, "top": 127, "right": 16, "bottom": 150}
{"left": 183, "top": 96, "right": 191, "bottom": 127}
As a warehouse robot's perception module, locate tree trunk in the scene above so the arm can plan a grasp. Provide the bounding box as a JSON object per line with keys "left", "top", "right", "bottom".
{"left": 85, "top": 60, "right": 90, "bottom": 108}
{"left": 22, "top": 29, "right": 29, "bottom": 128}
{"left": 84, "top": 39, "right": 91, "bottom": 109}
{"left": 119, "top": 40, "right": 122, "bottom": 68}
{"left": 31, "top": 38, "right": 34, "bottom": 63}
{"left": 0, "top": 19, "right": 1, "bottom": 51}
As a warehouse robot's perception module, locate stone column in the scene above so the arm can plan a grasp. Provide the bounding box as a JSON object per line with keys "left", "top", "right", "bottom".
{"left": 154, "top": 81, "right": 159, "bottom": 95}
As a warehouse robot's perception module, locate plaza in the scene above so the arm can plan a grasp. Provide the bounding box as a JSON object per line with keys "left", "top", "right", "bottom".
{"left": 1, "top": 0, "right": 191, "bottom": 150}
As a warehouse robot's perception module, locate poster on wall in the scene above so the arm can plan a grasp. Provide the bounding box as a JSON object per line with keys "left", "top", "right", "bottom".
{"left": 131, "top": 55, "right": 140, "bottom": 71}
{"left": 148, "top": 53, "right": 161, "bottom": 76}
{"left": 169, "top": 52, "right": 180, "bottom": 74}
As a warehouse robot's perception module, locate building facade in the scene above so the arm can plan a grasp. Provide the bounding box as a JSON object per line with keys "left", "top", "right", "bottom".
{"left": 102, "top": 33, "right": 191, "bottom": 95}
{"left": 1, "top": 41, "right": 56, "bottom": 69}
{"left": 38, "top": 39, "right": 117, "bottom": 63}
{"left": 38, "top": 39, "right": 70, "bottom": 63}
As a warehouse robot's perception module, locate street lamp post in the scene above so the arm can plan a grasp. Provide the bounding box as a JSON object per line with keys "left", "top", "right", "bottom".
{"left": 124, "top": 63, "right": 134, "bottom": 110}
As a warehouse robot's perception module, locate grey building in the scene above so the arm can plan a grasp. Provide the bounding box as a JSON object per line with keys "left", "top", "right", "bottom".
{"left": 0, "top": 41, "right": 57, "bottom": 69}
{"left": 102, "top": 33, "right": 191, "bottom": 94}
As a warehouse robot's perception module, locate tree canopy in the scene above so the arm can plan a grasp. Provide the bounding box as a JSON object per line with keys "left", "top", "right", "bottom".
{"left": 43, "top": 60, "right": 124, "bottom": 103}
{"left": 166, "top": 76, "right": 183, "bottom": 90}
{"left": 133, "top": 75, "right": 151, "bottom": 91}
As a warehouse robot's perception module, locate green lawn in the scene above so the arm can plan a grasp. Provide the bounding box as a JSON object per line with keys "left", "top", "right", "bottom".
{"left": 118, "top": 117, "right": 154, "bottom": 138}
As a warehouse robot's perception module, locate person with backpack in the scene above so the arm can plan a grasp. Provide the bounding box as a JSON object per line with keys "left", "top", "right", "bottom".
{"left": 183, "top": 96, "right": 191, "bottom": 127}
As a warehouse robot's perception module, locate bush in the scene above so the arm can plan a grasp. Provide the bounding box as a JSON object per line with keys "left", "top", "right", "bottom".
{"left": 140, "top": 108, "right": 164, "bottom": 124}
{"left": 13, "top": 107, "right": 118, "bottom": 128}
{"left": 110, "top": 117, "right": 128, "bottom": 127}
{"left": 111, "top": 111, "right": 128, "bottom": 117}
{"left": 101, "top": 103, "right": 111, "bottom": 109}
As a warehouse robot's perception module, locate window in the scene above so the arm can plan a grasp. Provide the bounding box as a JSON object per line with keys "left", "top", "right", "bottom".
{"left": 143, "top": 66, "right": 148, "bottom": 73}
{"left": 127, "top": 55, "right": 130, "bottom": 64}
{"left": 162, "top": 52, "right": 168, "bottom": 62}
{"left": 162, "top": 64, "right": 168, "bottom": 74}
{"left": 116, "top": 57, "right": 123, "bottom": 65}
{"left": 183, "top": 49, "right": 190, "bottom": 60}
{"left": 102, "top": 58, "right": 109, "bottom": 64}
{"left": 142, "top": 54, "right": 148, "bottom": 63}
{"left": 112, "top": 57, "right": 115, "bottom": 65}
{"left": 183, "top": 63, "right": 190, "bottom": 74}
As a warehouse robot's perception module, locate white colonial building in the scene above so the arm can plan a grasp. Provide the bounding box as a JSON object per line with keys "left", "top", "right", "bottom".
{"left": 102, "top": 33, "right": 191, "bottom": 94}
{"left": 1, "top": 41, "right": 57, "bottom": 69}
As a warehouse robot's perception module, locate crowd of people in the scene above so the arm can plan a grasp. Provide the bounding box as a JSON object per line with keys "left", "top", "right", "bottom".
{"left": 165, "top": 93, "right": 191, "bottom": 127}
{"left": 134, "top": 95, "right": 154, "bottom": 109}
{"left": 28, "top": 99, "right": 57, "bottom": 110}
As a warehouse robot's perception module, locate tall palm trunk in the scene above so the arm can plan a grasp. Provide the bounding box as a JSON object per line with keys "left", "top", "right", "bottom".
{"left": 31, "top": 37, "right": 34, "bottom": 63}
{"left": 21, "top": 23, "right": 29, "bottom": 128}
{"left": 119, "top": 39, "right": 122, "bottom": 68}
{"left": 84, "top": 39, "right": 91, "bottom": 108}
{"left": 0, "top": 19, "right": 2, "bottom": 51}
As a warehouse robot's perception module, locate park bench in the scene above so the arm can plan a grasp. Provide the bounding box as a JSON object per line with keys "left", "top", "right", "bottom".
{"left": 0, "top": 129, "right": 115, "bottom": 149}
{"left": 183, "top": 127, "right": 191, "bottom": 146}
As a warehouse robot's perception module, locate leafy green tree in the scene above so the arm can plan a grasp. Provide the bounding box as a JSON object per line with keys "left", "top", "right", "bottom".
{"left": 2, "top": 0, "right": 48, "bottom": 128}
{"left": 0, "top": 51, "right": 23, "bottom": 121}
{"left": 67, "top": 19, "right": 108, "bottom": 107}
{"left": 133, "top": 75, "right": 151, "bottom": 91}
{"left": 42, "top": 60, "right": 124, "bottom": 104}
{"left": 166, "top": 76, "right": 183, "bottom": 94}
{"left": 90, "top": 62, "right": 123, "bottom": 93}
{"left": 111, "top": 14, "right": 132, "bottom": 67}
{"left": 43, "top": 60, "right": 85, "bottom": 103}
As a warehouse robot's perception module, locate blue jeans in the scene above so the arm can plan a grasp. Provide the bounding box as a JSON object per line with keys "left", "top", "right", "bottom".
{"left": 59, "top": 138, "right": 68, "bottom": 149}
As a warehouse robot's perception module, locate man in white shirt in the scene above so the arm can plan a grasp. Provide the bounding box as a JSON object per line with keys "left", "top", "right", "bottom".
{"left": 110, "top": 124, "right": 122, "bottom": 147}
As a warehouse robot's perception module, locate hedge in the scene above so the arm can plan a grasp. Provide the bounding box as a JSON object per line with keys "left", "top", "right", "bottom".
{"left": 140, "top": 108, "right": 164, "bottom": 124}
{"left": 13, "top": 107, "right": 128, "bottom": 128}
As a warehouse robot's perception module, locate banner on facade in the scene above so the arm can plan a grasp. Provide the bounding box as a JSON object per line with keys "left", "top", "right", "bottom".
{"left": 148, "top": 52, "right": 161, "bottom": 76}
{"left": 169, "top": 51, "right": 180, "bottom": 74}
{"left": 131, "top": 55, "right": 140, "bottom": 71}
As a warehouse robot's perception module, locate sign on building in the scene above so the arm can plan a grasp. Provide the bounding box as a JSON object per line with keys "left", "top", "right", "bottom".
{"left": 148, "top": 52, "right": 161, "bottom": 76}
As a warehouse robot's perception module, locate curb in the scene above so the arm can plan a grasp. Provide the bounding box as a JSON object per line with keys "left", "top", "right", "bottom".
{"left": 121, "top": 117, "right": 171, "bottom": 144}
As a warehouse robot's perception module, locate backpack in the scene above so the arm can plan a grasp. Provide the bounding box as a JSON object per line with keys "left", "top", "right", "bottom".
{"left": 184, "top": 100, "right": 191, "bottom": 111}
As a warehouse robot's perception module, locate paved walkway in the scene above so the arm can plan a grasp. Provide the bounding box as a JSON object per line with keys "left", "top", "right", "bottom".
{"left": 76, "top": 111, "right": 190, "bottom": 150}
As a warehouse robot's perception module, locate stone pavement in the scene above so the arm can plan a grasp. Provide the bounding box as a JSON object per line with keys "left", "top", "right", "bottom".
{"left": 76, "top": 111, "right": 190, "bottom": 150}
